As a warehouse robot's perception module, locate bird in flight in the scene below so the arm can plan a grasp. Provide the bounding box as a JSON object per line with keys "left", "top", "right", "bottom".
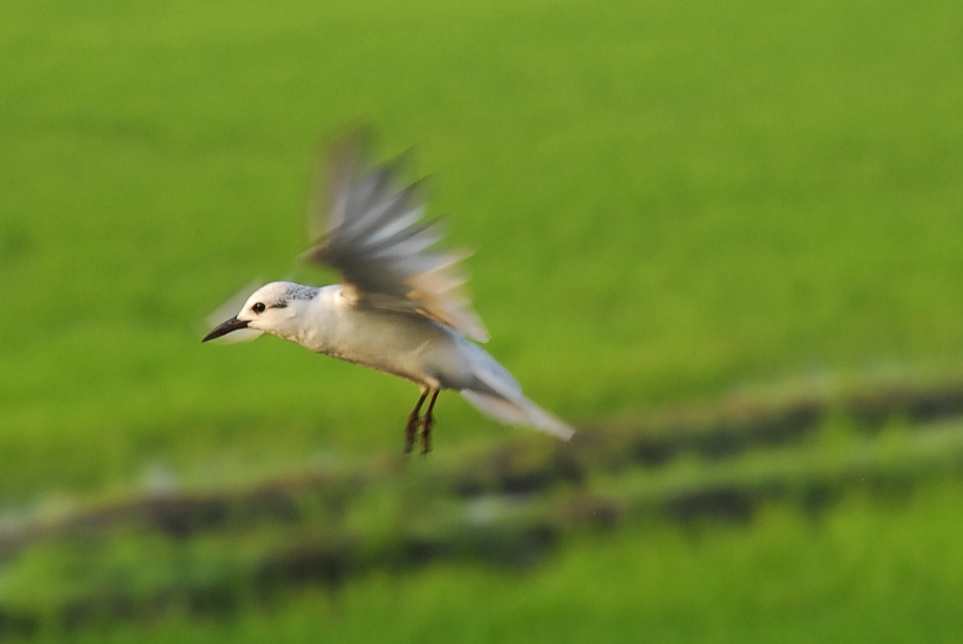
{"left": 203, "top": 131, "right": 574, "bottom": 453}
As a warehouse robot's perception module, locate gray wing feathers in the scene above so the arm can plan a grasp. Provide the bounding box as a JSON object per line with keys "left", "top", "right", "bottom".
{"left": 305, "top": 133, "right": 489, "bottom": 342}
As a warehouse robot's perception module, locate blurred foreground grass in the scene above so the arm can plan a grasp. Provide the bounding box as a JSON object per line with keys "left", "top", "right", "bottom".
{"left": 5, "top": 378, "right": 963, "bottom": 640}
{"left": 33, "top": 486, "right": 963, "bottom": 643}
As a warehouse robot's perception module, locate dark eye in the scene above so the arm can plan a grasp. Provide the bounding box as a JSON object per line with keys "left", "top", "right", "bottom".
{"left": 252, "top": 302, "right": 266, "bottom": 314}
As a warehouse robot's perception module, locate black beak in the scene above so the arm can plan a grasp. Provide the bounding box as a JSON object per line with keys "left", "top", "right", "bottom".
{"left": 202, "top": 316, "right": 250, "bottom": 343}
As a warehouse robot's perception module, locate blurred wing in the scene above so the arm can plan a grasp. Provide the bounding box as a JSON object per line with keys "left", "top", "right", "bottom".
{"left": 304, "top": 131, "right": 489, "bottom": 342}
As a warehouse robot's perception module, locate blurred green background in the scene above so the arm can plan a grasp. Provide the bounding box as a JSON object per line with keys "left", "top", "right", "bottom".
{"left": 3, "top": 0, "right": 963, "bottom": 640}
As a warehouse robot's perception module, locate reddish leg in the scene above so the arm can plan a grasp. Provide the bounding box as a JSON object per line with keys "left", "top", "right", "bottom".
{"left": 404, "top": 389, "right": 430, "bottom": 454}
{"left": 419, "top": 389, "right": 440, "bottom": 455}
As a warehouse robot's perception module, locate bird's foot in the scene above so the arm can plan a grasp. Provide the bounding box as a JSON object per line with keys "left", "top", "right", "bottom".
{"left": 404, "top": 412, "right": 419, "bottom": 455}
{"left": 419, "top": 413, "right": 434, "bottom": 455}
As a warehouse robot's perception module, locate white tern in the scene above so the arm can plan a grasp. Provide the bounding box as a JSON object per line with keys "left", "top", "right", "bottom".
{"left": 203, "top": 131, "right": 574, "bottom": 453}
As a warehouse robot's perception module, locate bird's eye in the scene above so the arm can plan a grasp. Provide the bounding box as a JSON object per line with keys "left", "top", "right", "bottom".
{"left": 252, "top": 302, "right": 266, "bottom": 314}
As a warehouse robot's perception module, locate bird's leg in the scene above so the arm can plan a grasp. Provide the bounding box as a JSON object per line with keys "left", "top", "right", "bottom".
{"left": 405, "top": 389, "right": 430, "bottom": 454}
{"left": 419, "top": 389, "right": 440, "bottom": 455}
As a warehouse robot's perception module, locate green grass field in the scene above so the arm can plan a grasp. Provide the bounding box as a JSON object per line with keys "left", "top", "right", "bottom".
{"left": 40, "top": 488, "right": 963, "bottom": 644}
{"left": 3, "top": 0, "right": 963, "bottom": 640}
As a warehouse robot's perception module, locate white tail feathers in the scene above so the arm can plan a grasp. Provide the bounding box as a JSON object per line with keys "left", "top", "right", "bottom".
{"left": 459, "top": 342, "right": 575, "bottom": 440}
{"left": 461, "top": 389, "right": 575, "bottom": 440}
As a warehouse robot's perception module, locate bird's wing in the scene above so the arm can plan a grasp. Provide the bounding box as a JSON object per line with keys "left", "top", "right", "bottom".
{"left": 303, "top": 131, "right": 489, "bottom": 342}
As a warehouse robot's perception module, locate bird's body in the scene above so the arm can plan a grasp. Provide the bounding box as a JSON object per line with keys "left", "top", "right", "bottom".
{"left": 266, "top": 282, "right": 478, "bottom": 391}
{"left": 203, "top": 131, "right": 574, "bottom": 452}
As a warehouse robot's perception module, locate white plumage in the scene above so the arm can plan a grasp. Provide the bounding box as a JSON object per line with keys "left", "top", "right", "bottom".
{"left": 203, "top": 131, "right": 574, "bottom": 453}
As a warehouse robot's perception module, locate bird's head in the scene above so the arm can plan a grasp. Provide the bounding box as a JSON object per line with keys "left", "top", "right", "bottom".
{"left": 202, "top": 281, "right": 317, "bottom": 342}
